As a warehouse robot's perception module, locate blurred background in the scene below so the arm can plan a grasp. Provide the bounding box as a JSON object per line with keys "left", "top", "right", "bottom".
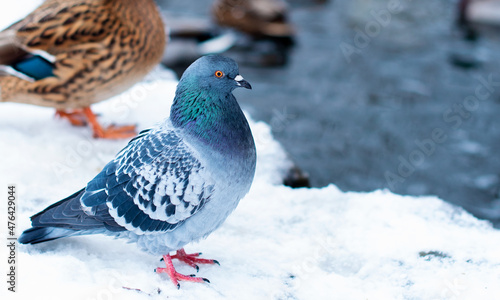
{"left": 157, "top": 0, "right": 500, "bottom": 227}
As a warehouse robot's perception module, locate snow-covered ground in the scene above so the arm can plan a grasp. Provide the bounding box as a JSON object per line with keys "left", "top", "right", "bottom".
{"left": 1, "top": 1, "right": 500, "bottom": 300}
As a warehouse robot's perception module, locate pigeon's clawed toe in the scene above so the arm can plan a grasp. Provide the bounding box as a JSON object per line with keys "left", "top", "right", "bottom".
{"left": 156, "top": 254, "right": 211, "bottom": 288}
{"left": 171, "top": 248, "right": 220, "bottom": 271}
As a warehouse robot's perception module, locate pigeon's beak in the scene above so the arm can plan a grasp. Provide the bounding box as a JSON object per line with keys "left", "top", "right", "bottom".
{"left": 235, "top": 75, "right": 252, "bottom": 90}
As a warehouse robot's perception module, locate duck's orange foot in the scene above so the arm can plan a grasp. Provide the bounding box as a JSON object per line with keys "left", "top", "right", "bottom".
{"left": 55, "top": 109, "right": 88, "bottom": 127}
{"left": 55, "top": 107, "right": 137, "bottom": 139}
{"left": 92, "top": 124, "right": 137, "bottom": 139}
{"left": 156, "top": 253, "right": 211, "bottom": 289}
{"left": 82, "top": 107, "right": 137, "bottom": 139}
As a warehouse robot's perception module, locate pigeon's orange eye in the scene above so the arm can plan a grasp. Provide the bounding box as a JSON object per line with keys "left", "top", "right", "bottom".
{"left": 215, "top": 70, "right": 224, "bottom": 78}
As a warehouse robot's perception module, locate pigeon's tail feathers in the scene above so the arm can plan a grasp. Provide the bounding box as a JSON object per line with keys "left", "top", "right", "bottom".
{"left": 18, "top": 227, "right": 79, "bottom": 244}
{"left": 18, "top": 189, "right": 86, "bottom": 244}
{"left": 19, "top": 188, "right": 124, "bottom": 244}
{"left": 30, "top": 188, "right": 86, "bottom": 226}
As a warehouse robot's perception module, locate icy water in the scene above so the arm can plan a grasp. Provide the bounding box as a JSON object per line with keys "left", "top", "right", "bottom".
{"left": 159, "top": 0, "right": 500, "bottom": 226}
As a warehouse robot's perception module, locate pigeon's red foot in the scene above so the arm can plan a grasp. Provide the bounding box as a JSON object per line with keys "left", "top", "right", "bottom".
{"left": 171, "top": 248, "right": 220, "bottom": 271}
{"left": 156, "top": 252, "right": 212, "bottom": 288}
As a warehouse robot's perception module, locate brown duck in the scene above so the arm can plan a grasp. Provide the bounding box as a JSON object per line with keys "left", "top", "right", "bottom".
{"left": 212, "top": 0, "right": 294, "bottom": 38}
{"left": 0, "top": 0, "right": 166, "bottom": 138}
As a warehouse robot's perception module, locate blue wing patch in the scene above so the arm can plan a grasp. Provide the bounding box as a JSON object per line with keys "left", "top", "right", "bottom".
{"left": 12, "top": 55, "right": 54, "bottom": 80}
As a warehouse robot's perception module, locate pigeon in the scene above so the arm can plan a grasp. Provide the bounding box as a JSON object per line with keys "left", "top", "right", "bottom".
{"left": 0, "top": 0, "right": 166, "bottom": 139}
{"left": 19, "top": 55, "right": 256, "bottom": 288}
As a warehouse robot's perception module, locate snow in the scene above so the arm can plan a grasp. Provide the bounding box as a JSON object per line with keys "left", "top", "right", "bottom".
{"left": 1, "top": 2, "right": 500, "bottom": 300}
{"left": 0, "top": 0, "right": 43, "bottom": 30}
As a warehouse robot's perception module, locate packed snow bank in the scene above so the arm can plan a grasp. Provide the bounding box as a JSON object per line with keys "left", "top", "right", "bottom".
{"left": 1, "top": 2, "right": 500, "bottom": 300}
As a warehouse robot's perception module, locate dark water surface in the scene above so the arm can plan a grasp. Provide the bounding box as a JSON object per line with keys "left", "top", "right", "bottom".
{"left": 159, "top": 0, "right": 500, "bottom": 226}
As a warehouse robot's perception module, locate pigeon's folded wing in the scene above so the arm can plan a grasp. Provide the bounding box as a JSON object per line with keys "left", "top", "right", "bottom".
{"left": 81, "top": 128, "right": 215, "bottom": 235}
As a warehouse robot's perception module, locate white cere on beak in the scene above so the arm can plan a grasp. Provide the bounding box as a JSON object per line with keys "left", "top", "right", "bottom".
{"left": 235, "top": 75, "right": 244, "bottom": 85}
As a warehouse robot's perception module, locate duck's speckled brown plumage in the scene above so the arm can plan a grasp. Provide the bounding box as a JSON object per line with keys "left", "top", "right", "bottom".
{"left": 0, "top": 0, "right": 166, "bottom": 110}
{"left": 212, "top": 0, "right": 294, "bottom": 38}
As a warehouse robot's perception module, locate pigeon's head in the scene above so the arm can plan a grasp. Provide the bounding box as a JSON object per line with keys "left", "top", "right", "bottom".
{"left": 171, "top": 55, "right": 253, "bottom": 136}
{"left": 179, "top": 55, "right": 252, "bottom": 93}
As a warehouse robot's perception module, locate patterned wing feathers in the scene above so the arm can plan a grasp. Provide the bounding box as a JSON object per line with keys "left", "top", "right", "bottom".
{"left": 82, "top": 130, "right": 214, "bottom": 235}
